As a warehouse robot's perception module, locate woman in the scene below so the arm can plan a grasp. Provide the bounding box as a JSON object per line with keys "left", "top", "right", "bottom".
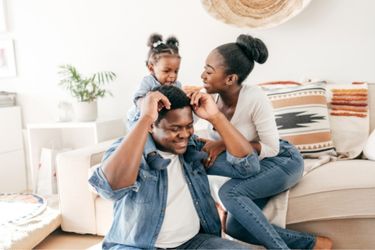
{"left": 198, "top": 34, "right": 332, "bottom": 249}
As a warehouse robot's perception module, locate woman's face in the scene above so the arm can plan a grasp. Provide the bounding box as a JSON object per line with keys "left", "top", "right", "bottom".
{"left": 201, "top": 50, "right": 228, "bottom": 94}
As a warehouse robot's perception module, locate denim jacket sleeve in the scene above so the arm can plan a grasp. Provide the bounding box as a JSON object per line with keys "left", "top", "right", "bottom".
{"left": 89, "top": 167, "right": 138, "bottom": 201}
{"left": 88, "top": 137, "right": 139, "bottom": 201}
{"left": 206, "top": 151, "right": 261, "bottom": 179}
{"left": 190, "top": 135, "right": 260, "bottom": 179}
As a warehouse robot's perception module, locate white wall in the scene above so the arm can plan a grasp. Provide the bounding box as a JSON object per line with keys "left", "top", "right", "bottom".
{"left": 0, "top": 0, "right": 374, "bottom": 126}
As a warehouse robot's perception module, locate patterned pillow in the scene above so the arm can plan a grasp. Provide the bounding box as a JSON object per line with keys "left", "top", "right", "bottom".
{"left": 262, "top": 83, "right": 336, "bottom": 158}
{"left": 325, "top": 82, "right": 369, "bottom": 159}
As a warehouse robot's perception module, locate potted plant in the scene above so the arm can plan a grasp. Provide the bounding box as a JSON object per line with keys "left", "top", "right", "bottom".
{"left": 58, "top": 64, "right": 116, "bottom": 121}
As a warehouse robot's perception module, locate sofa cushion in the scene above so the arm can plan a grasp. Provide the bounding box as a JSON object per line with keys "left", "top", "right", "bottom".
{"left": 95, "top": 196, "right": 112, "bottom": 236}
{"left": 287, "top": 160, "right": 375, "bottom": 224}
{"left": 262, "top": 83, "right": 336, "bottom": 157}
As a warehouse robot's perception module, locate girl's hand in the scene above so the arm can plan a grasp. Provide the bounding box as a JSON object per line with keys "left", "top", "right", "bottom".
{"left": 187, "top": 91, "right": 220, "bottom": 121}
{"left": 198, "top": 138, "right": 226, "bottom": 167}
{"left": 182, "top": 85, "right": 203, "bottom": 95}
{"left": 140, "top": 91, "right": 171, "bottom": 122}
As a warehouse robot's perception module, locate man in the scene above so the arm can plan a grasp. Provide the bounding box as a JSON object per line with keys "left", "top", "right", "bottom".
{"left": 89, "top": 85, "right": 255, "bottom": 249}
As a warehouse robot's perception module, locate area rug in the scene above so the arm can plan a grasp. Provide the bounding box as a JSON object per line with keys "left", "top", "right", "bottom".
{"left": 0, "top": 193, "right": 47, "bottom": 226}
{"left": 0, "top": 193, "right": 61, "bottom": 250}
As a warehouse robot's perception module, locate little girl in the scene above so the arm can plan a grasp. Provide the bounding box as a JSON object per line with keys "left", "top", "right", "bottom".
{"left": 127, "top": 33, "right": 182, "bottom": 167}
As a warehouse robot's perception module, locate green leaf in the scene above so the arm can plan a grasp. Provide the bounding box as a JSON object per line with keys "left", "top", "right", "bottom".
{"left": 58, "top": 64, "right": 117, "bottom": 101}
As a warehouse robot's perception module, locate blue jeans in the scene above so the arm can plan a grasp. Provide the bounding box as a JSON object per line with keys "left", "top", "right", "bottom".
{"left": 127, "top": 117, "right": 157, "bottom": 156}
{"left": 168, "top": 233, "right": 250, "bottom": 249}
{"left": 219, "top": 140, "right": 316, "bottom": 250}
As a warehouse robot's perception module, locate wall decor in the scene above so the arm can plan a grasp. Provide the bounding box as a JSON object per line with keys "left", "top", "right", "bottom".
{"left": 0, "top": 0, "right": 6, "bottom": 32}
{"left": 201, "top": 0, "right": 312, "bottom": 29}
{"left": 0, "top": 39, "right": 16, "bottom": 78}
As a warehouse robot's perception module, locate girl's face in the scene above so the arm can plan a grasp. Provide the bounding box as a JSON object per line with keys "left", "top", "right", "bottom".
{"left": 149, "top": 55, "right": 181, "bottom": 85}
{"left": 201, "top": 50, "right": 228, "bottom": 94}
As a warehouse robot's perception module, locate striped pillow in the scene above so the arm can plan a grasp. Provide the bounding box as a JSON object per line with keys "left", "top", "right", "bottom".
{"left": 326, "top": 82, "right": 369, "bottom": 159}
{"left": 262, "top": 83, "right": 336, "bottom": 158}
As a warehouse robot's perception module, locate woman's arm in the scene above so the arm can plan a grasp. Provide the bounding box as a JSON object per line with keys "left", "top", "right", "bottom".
{"left": 251, "top": 89, "right": 280, "bottom": 159}
{"left": 189, "top": 92, "right": 252, "bottom": 158}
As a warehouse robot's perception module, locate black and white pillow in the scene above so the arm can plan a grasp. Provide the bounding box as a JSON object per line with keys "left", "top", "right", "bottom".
{"left": 262, "top": 83, "right": 336, "bottom": 158}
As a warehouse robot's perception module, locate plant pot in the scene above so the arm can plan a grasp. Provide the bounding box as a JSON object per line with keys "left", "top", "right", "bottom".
{"left": 75, "top": 101, "right": 97, "bottom": 122}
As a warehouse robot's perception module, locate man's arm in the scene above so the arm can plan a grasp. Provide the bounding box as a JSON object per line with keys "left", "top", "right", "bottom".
{"left": 102, "top": 92, "right": 170, "bottom": 190}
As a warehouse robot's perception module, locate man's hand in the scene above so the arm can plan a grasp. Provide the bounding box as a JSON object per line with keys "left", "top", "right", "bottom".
{"left": 140, "top": 91, "right": 171, "bottom": 122}
{"left": 187, "top": 91, "right": 220, "bottom": 122}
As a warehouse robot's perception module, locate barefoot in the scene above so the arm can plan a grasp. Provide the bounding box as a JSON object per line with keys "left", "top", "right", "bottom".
{"left": 314, "top": 236, "right": 333, "bottom": 250}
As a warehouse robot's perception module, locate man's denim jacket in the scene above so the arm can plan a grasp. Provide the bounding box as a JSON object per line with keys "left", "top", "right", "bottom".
{"left": 89, "top": 135, "right": 260, "bottom": 249}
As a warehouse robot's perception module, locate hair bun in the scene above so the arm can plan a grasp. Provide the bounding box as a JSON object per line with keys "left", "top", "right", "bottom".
{"left": 236, "top": 34, "right": 268, "bottom": 64}
{"left": 147, "top": 33, "right": 163, "bottom": 48}
{"left": 165, "top": 36, "right": 179, "bottom": 48}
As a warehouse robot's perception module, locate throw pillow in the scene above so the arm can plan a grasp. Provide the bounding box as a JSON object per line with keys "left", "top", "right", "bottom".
{"left": 325, "top": 82, "right": 369, "bottom": 159}
{"left": 262, "top": 83, "right": 336, "bottom": 158}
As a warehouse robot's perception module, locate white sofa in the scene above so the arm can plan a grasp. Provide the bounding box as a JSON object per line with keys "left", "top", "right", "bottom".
{"left": 56, "top": 84, "right": 375, "bottom": 249}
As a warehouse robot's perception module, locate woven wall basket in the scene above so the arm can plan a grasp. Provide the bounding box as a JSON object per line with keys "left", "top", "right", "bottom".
{"left": 201, "top": 0, "right": 312, "bottom": 29}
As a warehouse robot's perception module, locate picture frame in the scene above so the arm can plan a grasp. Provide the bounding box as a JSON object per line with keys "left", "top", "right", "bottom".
{"left": 0, "top": 38, "right": 16, "bottom": 78}
{"left": 0, "top": 0, "right": 6, "bottom": 32}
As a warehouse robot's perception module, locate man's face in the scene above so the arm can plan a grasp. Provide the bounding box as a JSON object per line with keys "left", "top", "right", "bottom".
{"left": 151, "top": 106, "right": 194, "bottom": 155}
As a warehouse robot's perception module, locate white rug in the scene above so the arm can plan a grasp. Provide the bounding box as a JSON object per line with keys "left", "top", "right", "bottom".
{"left": 0, "top": 193, "right": 47, "bottom": 225}
{"left": 0, "top": 193, "right": 61, "bottom": 249}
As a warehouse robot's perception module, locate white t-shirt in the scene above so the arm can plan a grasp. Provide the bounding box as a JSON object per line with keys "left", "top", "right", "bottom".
{"left": 209, "top": 84, "right": 280, "bottom": 160}
{"left": 154, "top": 150, "right": 200, "bottom": 248}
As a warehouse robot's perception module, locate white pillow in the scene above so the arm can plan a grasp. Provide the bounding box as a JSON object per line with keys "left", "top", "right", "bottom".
{"left": 325, "top": 83, "right": 369, "bottom": 159}
{"left": 364, "top": 129, "right": 375, "bottom": 160}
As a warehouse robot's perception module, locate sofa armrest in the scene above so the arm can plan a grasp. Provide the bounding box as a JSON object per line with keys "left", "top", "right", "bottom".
{"left": 56, "top": 139, "right": 116, "bottom": 235}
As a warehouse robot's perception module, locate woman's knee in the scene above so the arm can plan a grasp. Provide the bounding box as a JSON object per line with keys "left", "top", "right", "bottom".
{"left": 218, "top": 182, "right": 232, "bottom": 202}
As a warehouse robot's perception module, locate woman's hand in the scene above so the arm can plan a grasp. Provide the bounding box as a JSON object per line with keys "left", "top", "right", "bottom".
{"left": 187, "top": 91, "right": 220, "bottom": 121}
{"left": 199, "top": 138, "right": 226, "bottom": 167}
{"left": 140, "top": 91, "right": 171, "bottom": 122}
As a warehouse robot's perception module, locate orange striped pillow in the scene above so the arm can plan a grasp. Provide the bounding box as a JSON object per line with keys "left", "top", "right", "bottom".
{"left": 262, "top": 83, "right": 336, "bottom": 158}
{"left": 326, "top": 82, "right": 369, "bottom": 159}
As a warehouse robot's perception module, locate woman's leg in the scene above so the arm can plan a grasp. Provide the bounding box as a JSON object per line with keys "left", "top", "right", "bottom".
{"left": 226, "top": 213, "right": 315, "bottom": 249}
{"left": 219, "top": 141, "right": 311, "bottom": 249}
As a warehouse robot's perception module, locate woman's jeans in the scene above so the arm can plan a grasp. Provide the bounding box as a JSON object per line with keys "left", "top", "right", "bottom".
{"left": 166, "top": 233, "right": 250, "bottom": 249}
{"left": 219, "top": 140, "right": 316, "bottom": 250}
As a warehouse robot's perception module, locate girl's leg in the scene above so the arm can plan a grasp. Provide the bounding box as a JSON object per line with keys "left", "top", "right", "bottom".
{"left": 144, "top": 133, "right": 157, "bottom": 156}
{"left": 144, "top": 134, "right": 170, "bottom": 170}
{"left": 219, "top": 142, "right": 307, "bottom": 249}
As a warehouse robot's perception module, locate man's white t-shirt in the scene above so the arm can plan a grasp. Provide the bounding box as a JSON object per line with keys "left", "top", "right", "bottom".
{"left": 154, "top": 150, "right": 200, "bottom": 248}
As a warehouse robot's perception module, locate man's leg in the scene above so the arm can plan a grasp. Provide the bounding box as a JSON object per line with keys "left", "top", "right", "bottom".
{"left": 178, "top": 233, "right": 250, "bottom": 249}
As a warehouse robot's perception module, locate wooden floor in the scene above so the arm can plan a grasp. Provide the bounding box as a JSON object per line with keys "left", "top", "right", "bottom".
{"left": 34, "top": 228, "right": 103, "bottom": 249}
